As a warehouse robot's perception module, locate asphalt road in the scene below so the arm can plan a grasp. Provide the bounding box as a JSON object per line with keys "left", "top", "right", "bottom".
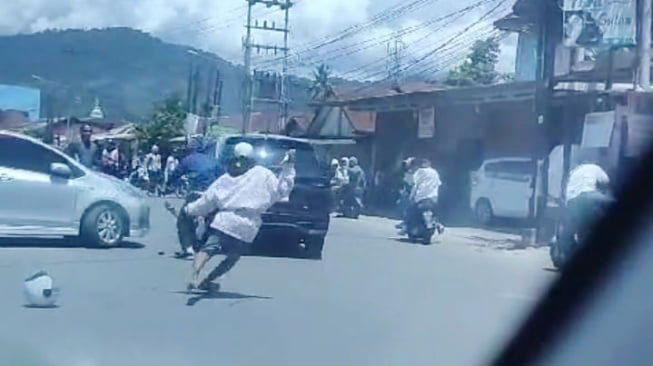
{"left": 0, "top": 198, "right": 555, "bottom": 366}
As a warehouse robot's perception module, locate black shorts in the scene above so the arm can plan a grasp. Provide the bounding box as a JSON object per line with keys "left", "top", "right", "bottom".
{"left": 200, "top": 229, "right": 246, "bottom": 257}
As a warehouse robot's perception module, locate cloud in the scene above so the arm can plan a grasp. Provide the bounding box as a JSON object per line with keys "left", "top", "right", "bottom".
{"left": 0, "top": 0, "right": 517, "bottom": 79}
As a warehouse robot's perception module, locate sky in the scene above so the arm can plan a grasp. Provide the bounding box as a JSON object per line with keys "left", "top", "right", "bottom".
{"left": 0, "top": 0, "right": 518, "bottom": 80}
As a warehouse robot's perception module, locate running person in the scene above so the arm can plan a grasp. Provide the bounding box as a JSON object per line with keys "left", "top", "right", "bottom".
{"left": 183, "top": 142, "right": 296, "bottom": 291}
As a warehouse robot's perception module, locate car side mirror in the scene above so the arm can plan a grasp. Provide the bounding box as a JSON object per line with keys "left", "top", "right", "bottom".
{"left": 50, "top": 163, "right": 72, "bottom": 179}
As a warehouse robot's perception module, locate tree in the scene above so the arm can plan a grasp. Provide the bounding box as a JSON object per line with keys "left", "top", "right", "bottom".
{"left": 446, "top": 37, "right": 500, "bottom": 87}
{"left": 309, "top": 64, "right": 336, "bottom": 101}
{"left": 134, "top": 97, "right": 186, "bottom": 148}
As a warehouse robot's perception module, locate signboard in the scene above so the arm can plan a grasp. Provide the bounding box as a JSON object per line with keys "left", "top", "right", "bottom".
{"left": 0, "top": 84, "right": 41, "bottom": 121}
{"left": 581, "top": 111, "right": 615, "bottom": 148}
{"left": 563, "top": 0, "right": 636, "bottom": 48}
{"left": 418, "top": 107, "right": 435, "bottom": 139}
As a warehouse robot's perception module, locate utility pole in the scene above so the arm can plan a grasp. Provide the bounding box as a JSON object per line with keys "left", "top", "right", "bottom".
{"left": 243, "top": 0, "right": 254, "bottom": 134}
{"left": 242, "top": 0, "right": 293, "bottom": 134}
{"left": 213, "top": 69, "right": 223, "bottom": 119}
{"left": 386, "top": 36, "right": 405, "bottom": 90}
{"left": 640, "top": 0, "right": 652, "bottom": 88}
{"left": 280, "top": 0, "right": 291, "bottom": 132}
{"left": 191, "top": 68, "right": 200, "bottom": 114}
{"left": 186, "top": 62, "right": 194, "bottom": 113}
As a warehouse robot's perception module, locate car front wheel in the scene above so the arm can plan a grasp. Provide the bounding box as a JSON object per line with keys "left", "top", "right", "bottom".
{"left": 475, "top": 199, "right": 494, "bottom": 226}
{"left": 82, "top": 204, "right": 125, "bottom": 247}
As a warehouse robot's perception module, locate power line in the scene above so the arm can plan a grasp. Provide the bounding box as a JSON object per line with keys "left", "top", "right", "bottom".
{"left": 256, "top": 0, "right": 441, "bottom": 67}
{"left": 399, "top": 0, "right": 508, "bottom": 75}
{"left": 345, "top": 1, "right": 509, "bottom": 93}
{"left": 334, "top": 1, "right": 494, "bottom": 79}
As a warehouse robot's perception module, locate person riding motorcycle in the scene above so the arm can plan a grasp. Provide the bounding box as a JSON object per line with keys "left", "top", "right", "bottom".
{"left": 169, "top": 138, "right": 223, "bottom": 192}
{"left": 402, "top": 158, "right": 444, "bottom": 237}
{"left": 553, "top": 161, "right": 613, "bottom": 267}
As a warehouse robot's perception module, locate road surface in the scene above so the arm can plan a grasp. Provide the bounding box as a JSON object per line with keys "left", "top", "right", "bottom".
{"left": 0, "top": 198, "right": 555, "bottom": 365}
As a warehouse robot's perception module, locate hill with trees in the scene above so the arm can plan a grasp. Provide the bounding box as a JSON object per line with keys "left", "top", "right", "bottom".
{"left": 0, "top": 27, "right": 317, "bottom": 121}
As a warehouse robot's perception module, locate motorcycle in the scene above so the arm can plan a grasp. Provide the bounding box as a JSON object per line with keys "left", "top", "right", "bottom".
{"left": 339, "top": 186, "right": 363, "bottom": 219}
{"left": 549, "top": 192, "right": 613, "bottom": 270}
{"left": 158, "top": 175, "right": 190, "bottom": 198}
{"left": 164, "top": 191, "right": 214, "bottom": 258}
{"left": 128, "top": 168, "right": 150, "bottom": 191}
{"left": 403, "top": 199, "right": 444, "bottom": 245}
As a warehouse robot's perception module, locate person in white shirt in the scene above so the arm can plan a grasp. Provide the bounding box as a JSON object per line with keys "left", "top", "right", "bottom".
{"left": 402, "top": 158, "right": 444, "bottom": 234}
{"left": 184, "top": 142, "right": 296, "bottom": 291}
{"left": 565, "top": 163, "right": 610, "bottom": 204}
{"left": 560, "top": 162, "right": 612, "bottom": 248}
{"left": 144, "top": 145, "right": 163, "bottom": 193}
{"left": 163, "top": 150, "right": 180, "bottom": 190}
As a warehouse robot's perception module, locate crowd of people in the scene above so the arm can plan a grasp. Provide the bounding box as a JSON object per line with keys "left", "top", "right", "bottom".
{"left": 328, "top": 156, "right": 367, "bottom": 213}
{"left": 64, "top": 124, "right": 196, "bottom": 195}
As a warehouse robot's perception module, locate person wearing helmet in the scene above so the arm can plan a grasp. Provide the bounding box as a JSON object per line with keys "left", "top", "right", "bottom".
{"left": 169, "top": 138, "right": 222, "bottom": 192}
{"left": 145, "top": 145, "right": 163, "bottom": 193}
{"left": 183, "top": 141, "right": 296, "bottom": 291}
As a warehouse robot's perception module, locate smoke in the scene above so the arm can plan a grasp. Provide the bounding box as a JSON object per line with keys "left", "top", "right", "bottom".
{"left": 0, "top": 0, "right": 516, "bottom": 78}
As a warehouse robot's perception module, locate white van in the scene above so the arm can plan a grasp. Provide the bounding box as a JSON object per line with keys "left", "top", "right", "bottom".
{"left": 470, "top": 158, "right": 535, "bottom": 224}
{"left": 470, "top": 146, "right": 580, "bottom": 225}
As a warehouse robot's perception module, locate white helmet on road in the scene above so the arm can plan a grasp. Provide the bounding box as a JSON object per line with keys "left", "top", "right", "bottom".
{"left": 24, "top": 271, "right": 59, "bottom": 307}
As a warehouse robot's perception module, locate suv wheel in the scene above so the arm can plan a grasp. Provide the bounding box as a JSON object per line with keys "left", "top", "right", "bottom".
{"left": 475, "top": 199, "right": 494, "bottom": 226}
{"left": 82, "top": 204, "right": 125, "bottom": 247}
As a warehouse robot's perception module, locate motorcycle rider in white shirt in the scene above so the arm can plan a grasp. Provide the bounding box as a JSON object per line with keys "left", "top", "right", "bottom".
{"left": 559, "top": 161, "right": 612, "bottom": 253}
{"left": 401, "top": 158, "right": 444, "bottom": 235}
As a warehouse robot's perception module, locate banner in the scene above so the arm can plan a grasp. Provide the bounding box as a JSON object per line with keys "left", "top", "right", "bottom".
{"left": 418, "top": 107, "right": 435, "bottom": 139}
{"left": 563, "top": 0, "right": 636, "bottom": 49}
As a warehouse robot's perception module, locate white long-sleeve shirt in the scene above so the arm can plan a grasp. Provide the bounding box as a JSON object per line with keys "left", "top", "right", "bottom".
{"left": 565, "top": 164, "right": 609, "bottom": 203}
{"left": 410, "top": 167, "right": 441, "bottom": 203}
{"left": 186, "top": 164, "right": 296, "bottom": 243}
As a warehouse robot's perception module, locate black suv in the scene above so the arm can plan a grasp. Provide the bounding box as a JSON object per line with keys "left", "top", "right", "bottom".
{"left": 216, "top": 134, "right": 331, "bottom": 259}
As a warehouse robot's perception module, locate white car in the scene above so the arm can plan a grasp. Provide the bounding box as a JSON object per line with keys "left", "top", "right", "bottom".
{"left": 470, "top": 157, "right": 535, "bottom": 225}
{"left": 0, "top": 131, "right": 150, "bottom": 247}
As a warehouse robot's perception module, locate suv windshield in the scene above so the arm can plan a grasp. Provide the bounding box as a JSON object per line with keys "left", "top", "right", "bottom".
{"left": 220, "top": 137, "right": 323, "bottom": 179}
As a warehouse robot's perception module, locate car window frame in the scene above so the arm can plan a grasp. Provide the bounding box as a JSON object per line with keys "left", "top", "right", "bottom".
{"left": 0, "top": 134, "right": 85, "bottom": 179}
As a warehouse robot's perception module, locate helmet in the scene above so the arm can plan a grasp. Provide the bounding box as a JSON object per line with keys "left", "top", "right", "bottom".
{"left": 331, "top": 159, "right": 339, "bottom": 166}
{"left": 24, "top": 271, "right": 59, "bottom": 307}
{"left": 234, "top": 142, "right": 254, "bottom": 158}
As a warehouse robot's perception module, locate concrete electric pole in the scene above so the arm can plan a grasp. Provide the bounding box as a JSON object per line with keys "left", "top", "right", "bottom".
{"left": 386, "top": 36, "right": 405, "bottom": 91}
{"left": 242, "top": 0, "right": 292, "bottom": 134}
{"left": 640, "top": 0, "right": 652, "bottom": 89}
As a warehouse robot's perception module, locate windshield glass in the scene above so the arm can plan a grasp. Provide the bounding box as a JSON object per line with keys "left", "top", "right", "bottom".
{"left": 221, "top": 137, "right": 323, "bottom": 179}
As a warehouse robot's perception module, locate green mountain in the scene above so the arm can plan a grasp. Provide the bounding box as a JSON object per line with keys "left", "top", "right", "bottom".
{"left": 0, "top": 27, "right": 316, "bottom": 122}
